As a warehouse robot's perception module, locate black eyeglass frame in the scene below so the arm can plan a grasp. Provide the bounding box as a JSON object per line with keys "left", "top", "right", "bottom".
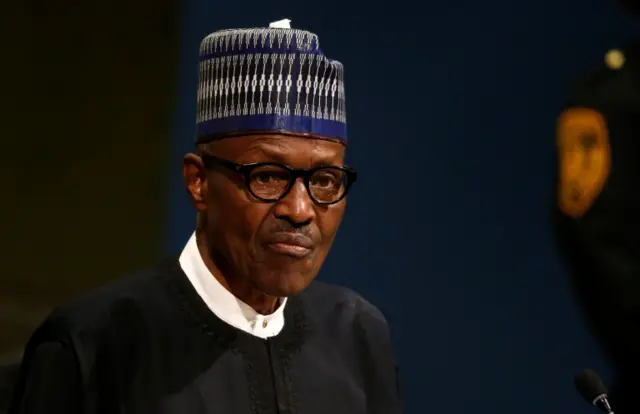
{"left": 199, "top": 154, "right": 358, "bottom": 205}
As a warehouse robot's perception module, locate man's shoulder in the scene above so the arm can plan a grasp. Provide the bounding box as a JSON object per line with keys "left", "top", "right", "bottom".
{"left": 300, "top": 280, "right": 390, "bottom": 332}
{"left": 33, "top": 259, "right": 179, "bottom": 344}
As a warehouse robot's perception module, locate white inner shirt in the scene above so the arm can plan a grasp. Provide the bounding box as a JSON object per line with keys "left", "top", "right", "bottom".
{"left": 179, "top": 232, "right": 287, "bottom": 339}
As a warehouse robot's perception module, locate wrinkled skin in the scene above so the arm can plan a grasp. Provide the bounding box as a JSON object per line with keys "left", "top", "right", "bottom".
{"left": 182, "top": 134, "right": 347, "bottom": 314}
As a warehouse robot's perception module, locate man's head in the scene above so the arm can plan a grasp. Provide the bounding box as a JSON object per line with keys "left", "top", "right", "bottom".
{"left": 183, "top": 134, "right": 353, "bottom": 297}
{"left": 187, "top": 24, "right": 351, "bottom": 298}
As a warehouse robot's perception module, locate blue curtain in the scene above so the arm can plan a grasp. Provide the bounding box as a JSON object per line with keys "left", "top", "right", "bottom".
{"left": 167, "top": 1, "right": 636, "bottom": 412}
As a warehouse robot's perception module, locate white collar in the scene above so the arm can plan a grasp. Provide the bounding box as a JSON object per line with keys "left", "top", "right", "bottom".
{"left": 178, "top": 232, "right": 287, "bottom": 339}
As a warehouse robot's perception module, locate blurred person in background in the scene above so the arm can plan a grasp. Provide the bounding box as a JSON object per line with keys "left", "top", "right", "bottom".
{"left": 554, "top": 27, "right": 640, "bottom": 413}
{"left": 8, "top": 21, "right": 402, "bottom": 414}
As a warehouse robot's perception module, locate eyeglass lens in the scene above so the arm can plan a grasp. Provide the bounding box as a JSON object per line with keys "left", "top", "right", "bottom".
{"left": 249, "top": 165, "right": 347, "bottom": 203}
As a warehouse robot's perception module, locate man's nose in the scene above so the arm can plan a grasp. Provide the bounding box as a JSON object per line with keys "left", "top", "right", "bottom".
{"left": 273, "top": 179, "right": 316, "bottom": 226}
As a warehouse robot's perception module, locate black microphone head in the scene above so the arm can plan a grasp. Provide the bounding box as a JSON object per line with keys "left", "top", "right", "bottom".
{"left": 574, "top": 369, "right": 608, "bottom": 405}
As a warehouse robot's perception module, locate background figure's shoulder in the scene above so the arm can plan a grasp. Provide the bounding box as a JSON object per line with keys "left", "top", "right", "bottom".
{"left": 301, "top": 280, "right": 390, "bottom": 335}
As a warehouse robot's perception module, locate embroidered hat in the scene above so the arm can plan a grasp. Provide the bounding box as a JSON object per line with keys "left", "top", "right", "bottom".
{"left": 196, "top": 20, "right": 347, "bottom": 144}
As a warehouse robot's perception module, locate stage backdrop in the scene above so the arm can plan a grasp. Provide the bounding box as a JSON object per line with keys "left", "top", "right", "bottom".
{"left": 0, "top": 0, "right": 178, "bottom": 362}
{"left": 166, "top": 2, "right": 636, "bottom": 413}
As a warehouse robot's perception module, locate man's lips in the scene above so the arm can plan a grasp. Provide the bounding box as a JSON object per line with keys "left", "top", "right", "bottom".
{"left": 266, "top": 233, "right": 315, "bottom": 257}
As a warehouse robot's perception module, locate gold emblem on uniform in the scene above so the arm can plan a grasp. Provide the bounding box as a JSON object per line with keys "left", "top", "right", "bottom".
{"left": 556, "top": 107, "right": 611, "bottom": 218}
{"left": 605, "top": 49, "right": 625, "bottom": 70}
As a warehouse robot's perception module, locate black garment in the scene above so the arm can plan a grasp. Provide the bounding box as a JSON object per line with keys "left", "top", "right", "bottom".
{"left": 0, "top": 363, "right": 20, "bottom": 414}
{"left": 8, "top": 259, "right": 402, "bottom": 414}
{"left": 555, "top": 43, "right": 640, "bottom": 413}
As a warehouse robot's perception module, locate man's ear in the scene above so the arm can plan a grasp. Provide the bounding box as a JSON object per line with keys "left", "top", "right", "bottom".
{"left": 182, "top": 153, "right": 207, "bottom": 212}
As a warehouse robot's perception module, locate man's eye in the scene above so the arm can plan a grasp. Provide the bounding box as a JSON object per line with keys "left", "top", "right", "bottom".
{"left": 311, "top": 175, "right": 337, "bottom": 188}
{"left": 252, "top": 171, "right": 289, "bottom": 184}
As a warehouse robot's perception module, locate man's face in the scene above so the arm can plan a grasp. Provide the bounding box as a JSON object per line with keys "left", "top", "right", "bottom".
{"left": 183, "top": 134, "right": 348, "bottom": 297}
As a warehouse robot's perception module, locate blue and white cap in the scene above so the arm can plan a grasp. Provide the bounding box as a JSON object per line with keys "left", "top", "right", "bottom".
{"left": 196, "top": 19, "right": 347, "bottom": 144}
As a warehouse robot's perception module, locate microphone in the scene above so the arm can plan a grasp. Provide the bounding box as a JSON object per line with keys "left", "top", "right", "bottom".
{"left": 574, "top": 369, "right": 615, "bottom": 414}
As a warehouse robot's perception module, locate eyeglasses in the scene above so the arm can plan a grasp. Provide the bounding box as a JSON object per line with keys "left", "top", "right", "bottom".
{"left": 200, "top": 154, "right": 358, "bottom": 205}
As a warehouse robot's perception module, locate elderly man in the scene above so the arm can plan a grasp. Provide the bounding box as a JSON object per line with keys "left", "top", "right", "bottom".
{"left": 9, "top": 22, "right": 402, "bottom": 414}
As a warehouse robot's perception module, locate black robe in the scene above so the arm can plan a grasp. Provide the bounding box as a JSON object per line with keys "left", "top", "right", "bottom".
{"left": 8, "top": 259, "right": 403, "bottom": 414}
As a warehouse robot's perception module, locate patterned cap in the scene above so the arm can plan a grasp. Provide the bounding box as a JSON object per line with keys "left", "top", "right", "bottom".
{"left": 196, "top": 21, "right": 347, "bottom": 144}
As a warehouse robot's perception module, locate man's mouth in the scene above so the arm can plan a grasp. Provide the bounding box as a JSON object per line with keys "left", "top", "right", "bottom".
{"left": 266, "top": 233, "right": 315, "bottom": 258}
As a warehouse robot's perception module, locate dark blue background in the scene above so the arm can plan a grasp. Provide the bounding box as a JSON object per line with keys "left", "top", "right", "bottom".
{"left": 166, "top": 2, "right": 637, "bottom": 412}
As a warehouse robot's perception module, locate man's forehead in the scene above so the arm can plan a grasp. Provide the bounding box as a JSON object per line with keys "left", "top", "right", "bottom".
{"left": 208, "top": 135, "right": 345, "bottom": 163}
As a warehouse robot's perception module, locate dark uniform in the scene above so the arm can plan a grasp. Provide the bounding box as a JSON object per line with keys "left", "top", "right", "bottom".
{"left": 555, "top": 43, "right": 640, "bottom": 412}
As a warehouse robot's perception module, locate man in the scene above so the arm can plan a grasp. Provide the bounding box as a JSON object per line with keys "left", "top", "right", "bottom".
{"left": 554, "top": 43, "right": 640, "bottom": 413}
{"left": 8, "top": 22, "right": 402, "bottom": 414}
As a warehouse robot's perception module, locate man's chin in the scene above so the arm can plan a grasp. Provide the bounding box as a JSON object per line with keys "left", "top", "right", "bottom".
{"left": 253, "top": 269, "right": 318, "bottom": 297}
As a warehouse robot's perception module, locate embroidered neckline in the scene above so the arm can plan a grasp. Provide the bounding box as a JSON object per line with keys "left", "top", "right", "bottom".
{"left": 158, "top": 258, "right": 312, "bottom": 413}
